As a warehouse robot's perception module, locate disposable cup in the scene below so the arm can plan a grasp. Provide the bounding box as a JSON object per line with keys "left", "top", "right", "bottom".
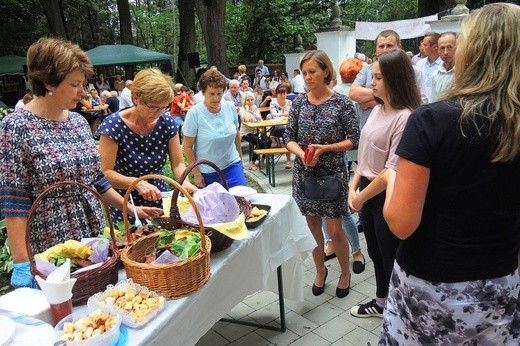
{"left": 49, "top": 295, "right": 73, "bottom": 325}
{"left": 35, "top": 276, "right": 76, "bottom": 325}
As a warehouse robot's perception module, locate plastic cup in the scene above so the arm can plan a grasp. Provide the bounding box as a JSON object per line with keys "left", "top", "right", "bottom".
{"left": 35, "top": 276, "right": 76, "bottom": 325}
{"left": 49, "top": 295, "right": 73, "bottom": 325}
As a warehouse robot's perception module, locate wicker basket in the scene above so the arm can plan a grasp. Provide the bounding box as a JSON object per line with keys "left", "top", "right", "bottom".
{"left": 27, "top": 181, "right": 120, "bottom": 306}
{"left": 154, "top": 159, "right": 251, "bottom": 253}
{"left": 121, "top": 175, "right": 211, "bottom": 299}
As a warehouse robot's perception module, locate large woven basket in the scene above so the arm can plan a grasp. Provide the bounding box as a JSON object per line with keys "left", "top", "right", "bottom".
{"left": 121, "top": 175, "right": 211, "bottom": 299}
{"left": 154, "top": 159, "right": 251, "bottom": 253}
{"left": 27, "top": 181, "right": 120, "bottom": 306}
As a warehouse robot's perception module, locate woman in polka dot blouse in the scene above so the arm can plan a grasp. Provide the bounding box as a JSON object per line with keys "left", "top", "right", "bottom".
{"left": 97, "top": 69, "right": 196, "bottom": 223}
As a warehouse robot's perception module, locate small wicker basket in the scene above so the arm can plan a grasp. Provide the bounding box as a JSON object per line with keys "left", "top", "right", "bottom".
{"left": 121, "top": 175, "right": 211, "bottom": 299}
{"left": 27, "top": 181, "right": 120, "bottom": 306}
{"left": 154, "top": 159, "right": 251, "bottom": 253}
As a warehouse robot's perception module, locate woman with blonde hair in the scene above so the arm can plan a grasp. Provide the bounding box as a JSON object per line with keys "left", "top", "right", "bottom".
{"left": 239, "top": 91, "right": 270, "bottom": 171}
{"left": 97, "top": 68, "right": 196, "bottom": 224}
{"left": 379, "top": 3, "right": 520, "bottom": 344}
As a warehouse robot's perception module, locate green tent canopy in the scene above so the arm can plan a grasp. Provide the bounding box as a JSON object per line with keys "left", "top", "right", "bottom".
{"left": 86, "top": 44, "right": 174, "bottom": 68}
{"left": 0, "top": 54, "right": 26, "bottom": 76}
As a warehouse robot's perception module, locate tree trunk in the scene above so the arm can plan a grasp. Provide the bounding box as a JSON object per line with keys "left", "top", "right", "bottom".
{"left": 117, "top": 0, "right": 135, "bottom": 79}
{"left": 117, "top": 0, "right": 133, "bottom": 45}
{"left": 177, "top": 0, "right": 197, "bottom": 89}
{"left": 194, "top": 0, "right": 228, "bottom": 77}
{"left": 39, "top": 0, "right": 68, "bottom": 38}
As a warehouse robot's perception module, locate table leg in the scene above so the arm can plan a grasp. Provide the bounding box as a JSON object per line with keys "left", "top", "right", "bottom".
{"left": 270, "top": 154, "right": 276, "bottom": 187}
{"left": 220, "top": 265, "right": 286, "bottom": 332}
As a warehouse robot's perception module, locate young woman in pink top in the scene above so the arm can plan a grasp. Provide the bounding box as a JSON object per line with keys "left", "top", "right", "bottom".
{"left": 348, "top": 49, "right": 421, "bottom": 318}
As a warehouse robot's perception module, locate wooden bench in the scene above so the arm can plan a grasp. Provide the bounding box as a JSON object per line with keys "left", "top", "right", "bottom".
{"left": 253, "top": 148, "right": 289, "bottom": 187}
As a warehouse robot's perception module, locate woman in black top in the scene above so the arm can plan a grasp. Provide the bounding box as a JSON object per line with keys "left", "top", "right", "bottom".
{"left": 379, "top": 4, "right": 520, "bottom": 344}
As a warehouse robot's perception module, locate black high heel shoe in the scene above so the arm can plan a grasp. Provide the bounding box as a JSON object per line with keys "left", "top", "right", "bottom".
{"left": 336, "top": 275, "right": 351, "bottom": 298}
{"left": 312, "top": 267, "right": 328, "bottom": 296}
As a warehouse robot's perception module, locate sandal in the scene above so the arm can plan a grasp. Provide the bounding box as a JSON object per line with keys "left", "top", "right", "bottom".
{"left": 285, "top": 162, "right": 292, "bottom": 169}
{"left": 248, "top": 163, "right": 258, "bottom": 171}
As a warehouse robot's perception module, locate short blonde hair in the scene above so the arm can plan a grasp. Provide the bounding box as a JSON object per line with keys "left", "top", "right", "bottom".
{"left": 238, "top": 65, "right": 247, "bottom": 74}
{"left": 132, "top": 68, "right": 174, "bottom": 104}
{"left": 101, "top": 90, "right": 111, "bottom": 99}
{"left": 174, "top": 83, "right": 183, "bottom": 93}
{"left": 241, "top": 91, "right": 255, "bottom": 106}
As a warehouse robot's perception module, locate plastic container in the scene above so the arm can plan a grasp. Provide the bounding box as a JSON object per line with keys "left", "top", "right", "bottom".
{"left": 87, "top": 279, "right": 165, "bottom": 328}
{"left": 245, "top": 204, "right": 271, "bottom": 229}
{"left": 54, "top": 310, "right": 121, "bottom": 346}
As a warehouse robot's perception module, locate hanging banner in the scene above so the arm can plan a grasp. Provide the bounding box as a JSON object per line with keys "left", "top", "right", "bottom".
{"left": 355, "top": 14, "right": 439, "bottom": 40}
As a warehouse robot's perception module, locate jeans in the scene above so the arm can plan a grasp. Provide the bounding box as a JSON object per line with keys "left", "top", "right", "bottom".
{"left": 322, "top": 210, "right": 361, "bottom": 255}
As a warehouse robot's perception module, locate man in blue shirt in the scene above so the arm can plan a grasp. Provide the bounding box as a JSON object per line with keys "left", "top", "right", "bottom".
{"left": 416, "top": 32, "right": 443, "bottom": 102}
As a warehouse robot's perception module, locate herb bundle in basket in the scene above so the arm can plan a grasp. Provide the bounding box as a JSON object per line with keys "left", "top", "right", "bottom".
{"left": 143, "top": 229, "right": 202, "bottom": 264}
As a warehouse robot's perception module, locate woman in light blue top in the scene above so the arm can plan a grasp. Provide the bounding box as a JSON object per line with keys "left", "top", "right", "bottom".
{"left": 182, "top": 69, "right": 246, "bottom": 188}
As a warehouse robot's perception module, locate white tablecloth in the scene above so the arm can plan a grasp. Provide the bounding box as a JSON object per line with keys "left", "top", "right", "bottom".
{"left": 80, "top": 194, "right": 314, "bottom": 346}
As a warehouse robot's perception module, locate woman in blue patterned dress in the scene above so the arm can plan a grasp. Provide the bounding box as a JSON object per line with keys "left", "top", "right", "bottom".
{"left": 284, "top": 50, "right": 360, "bottom": 298}
{"left": 97, "top": 69, "right": 196, "bottom": 224}
{"left": 0, "top": 38, "right": 161, "bottom": 289}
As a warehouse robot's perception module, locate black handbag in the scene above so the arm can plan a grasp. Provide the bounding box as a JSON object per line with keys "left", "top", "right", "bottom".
{"left": 303, "top": 175, "right": 342, "bottom": 201}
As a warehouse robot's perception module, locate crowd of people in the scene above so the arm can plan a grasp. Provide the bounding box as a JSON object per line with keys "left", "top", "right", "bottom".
{"left": 0, "top": 3, "right": 518, "bottom": 344}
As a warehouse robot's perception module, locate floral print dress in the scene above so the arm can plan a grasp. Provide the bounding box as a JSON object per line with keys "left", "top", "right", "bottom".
{"left": 283, "top": 93, "right": 359, "bottom": 218}
{"left": 0, "top": 110, "right": 109, "bottom": 253}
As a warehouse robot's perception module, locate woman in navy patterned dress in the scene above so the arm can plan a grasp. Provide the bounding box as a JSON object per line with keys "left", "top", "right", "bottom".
{"left": 284, "top": 50, "right": 360, "bottom": 298}
{"left": 97, "top": 69, "right": 196, "bottom": 224}
{"left": 0, "top": 38, "right": 161, "bottom": 289}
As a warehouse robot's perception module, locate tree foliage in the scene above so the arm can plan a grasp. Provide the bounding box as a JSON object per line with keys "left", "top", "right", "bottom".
{"left": 0, "top": 0, "right": 506, "bottom": 73}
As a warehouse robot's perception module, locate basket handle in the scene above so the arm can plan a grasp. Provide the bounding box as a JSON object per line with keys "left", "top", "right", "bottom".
{"left": 26, "top": 181, "right": 118, "bottom": 277}
{"left": 170, "top": 159, "right": 229, "bottom": 220}
{"left": 122, "top": 174, "right": 207, "bottom": 250}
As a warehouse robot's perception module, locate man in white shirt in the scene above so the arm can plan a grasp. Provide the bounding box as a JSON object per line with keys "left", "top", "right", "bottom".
{"left": 291, "top": 69, "right": 305, "bottom": 94}
{"left": 223, "top": 79, "right": 242, "bottom": 108}
{"left": 416, "top": 32, "right": 443, "bottom": 102}
{"left": 119, "top": 80, "right": 133, "bottom": 110}
{"left": 431, "top": 32, "right": 457, "bottom": 102}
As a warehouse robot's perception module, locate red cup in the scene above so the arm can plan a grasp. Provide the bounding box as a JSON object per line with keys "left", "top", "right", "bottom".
{"left": 304, "top": 146, "right": 315, "bottom": 164}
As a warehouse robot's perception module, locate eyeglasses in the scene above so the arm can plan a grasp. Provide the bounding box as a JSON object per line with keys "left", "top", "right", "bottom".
{"left": 144, "top": 102, "right": 169, "bottom": 112}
